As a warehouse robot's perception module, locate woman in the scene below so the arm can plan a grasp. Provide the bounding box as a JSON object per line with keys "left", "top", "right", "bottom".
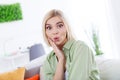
{"left": 42, "top": 9, "right": 100, "bottom": 80}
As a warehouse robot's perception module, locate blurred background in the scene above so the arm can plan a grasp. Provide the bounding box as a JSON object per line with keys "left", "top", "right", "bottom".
{"left": 0, "top": 0, "right": 120, "bottom": 59}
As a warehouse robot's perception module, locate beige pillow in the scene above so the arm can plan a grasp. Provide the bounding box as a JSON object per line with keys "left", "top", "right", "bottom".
{"left": 0, "top": 67, "right": 25, "bottom": 80}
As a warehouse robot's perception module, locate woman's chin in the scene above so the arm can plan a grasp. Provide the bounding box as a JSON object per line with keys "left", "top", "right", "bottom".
{"left": 54, "top": 42, "right": 61, "bottom": 46}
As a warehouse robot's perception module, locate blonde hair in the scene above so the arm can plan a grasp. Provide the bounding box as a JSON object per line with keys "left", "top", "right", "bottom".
{"left": 42, "top": 9, "right": 74, "bottom": 46}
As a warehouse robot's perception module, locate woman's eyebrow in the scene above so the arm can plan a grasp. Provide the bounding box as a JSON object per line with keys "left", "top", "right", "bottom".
{"left": 45, "top": 22, "right": 63, "bottom": 26}
{"left": 45, "top": 24, "right": 50, "bottom": 26}
{"left": 56, "top": 21, "right": 63, "bottom": 24}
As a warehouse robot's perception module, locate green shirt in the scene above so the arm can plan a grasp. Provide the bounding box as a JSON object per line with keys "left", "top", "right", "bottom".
{"left": 42, "top": 39, "right": 100, "bottom": 80}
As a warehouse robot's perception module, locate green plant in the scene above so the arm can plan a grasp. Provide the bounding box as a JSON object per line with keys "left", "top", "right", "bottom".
{"left": 92, "top": 29, "right": 103, "bottom": 55}
{"left": 0, "top": 3, "right": 22, "bottom": 23}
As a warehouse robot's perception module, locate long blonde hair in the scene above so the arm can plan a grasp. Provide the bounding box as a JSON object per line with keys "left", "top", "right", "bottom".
{"left": 42, "top": 9, "right": 74, "bottom": 46}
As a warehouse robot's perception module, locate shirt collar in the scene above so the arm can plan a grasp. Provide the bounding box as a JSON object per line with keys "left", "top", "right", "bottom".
{"left": 63, "top": 39, "right": 75, "bottom": 50}
{"left": 51, "top": 39, "right": 75, "bottom": 56}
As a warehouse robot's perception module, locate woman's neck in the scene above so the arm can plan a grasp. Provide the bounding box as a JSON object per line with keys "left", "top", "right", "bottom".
{"left": 58, "top": 38, "right": 68, "bottom": 50}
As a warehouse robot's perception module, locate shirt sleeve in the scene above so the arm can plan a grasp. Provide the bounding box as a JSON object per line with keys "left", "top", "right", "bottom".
{"left": 42, "top": 56, "right": 54, "bottom": 80}
{"left": 69, "top": 41, "right": 100, "bottom": 80}
{"left": 88, "top": 47, "right": 100, "bottom": 80}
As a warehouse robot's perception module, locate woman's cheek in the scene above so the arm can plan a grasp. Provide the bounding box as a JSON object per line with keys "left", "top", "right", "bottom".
{"left": 46, "top": 32, "right": 50, "bottom": 37}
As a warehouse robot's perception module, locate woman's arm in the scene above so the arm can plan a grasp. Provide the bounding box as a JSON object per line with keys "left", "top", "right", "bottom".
{"left": 42, "top": 54, "right": 66, "bottom": 80}
{"left": 49, "top": 39, "right": 66, "bottom": 80}
{"left": 53, "top": 58, "right": 66, "bottom": 80}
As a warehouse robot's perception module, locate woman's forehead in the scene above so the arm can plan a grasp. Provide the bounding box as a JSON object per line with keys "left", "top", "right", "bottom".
{"left": 46, "top": 16, "right": 63, "bottom": 24}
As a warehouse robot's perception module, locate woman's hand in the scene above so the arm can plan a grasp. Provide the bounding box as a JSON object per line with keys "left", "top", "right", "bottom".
{"left": 48, "top": 38, "right": 65, "bottom": 61}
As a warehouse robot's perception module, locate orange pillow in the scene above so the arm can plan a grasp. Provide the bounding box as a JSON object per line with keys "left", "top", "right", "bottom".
{"left": 25, "top": 74, "right": 39, "bottom": 80}
{"left": 0, "top": 67, "right": 25, "bottom": 80}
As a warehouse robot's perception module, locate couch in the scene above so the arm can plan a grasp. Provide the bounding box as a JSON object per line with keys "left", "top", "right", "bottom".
{"left": 0, "top": 54, "right": 46, "bottom": 80}
{"left": 24, "top": 54, "right": 47, "bottom": 79}
{"left": 0, "top": 54, "right": 120, "bottom": 80}
{"left": 0, "top": 43, "right": 46, "bottom": 80}
{"left": 25, "top": 55, "right": 120, "bottom": 80}
{"left": 95, "top": 56, "right": 120, "bottom": 80}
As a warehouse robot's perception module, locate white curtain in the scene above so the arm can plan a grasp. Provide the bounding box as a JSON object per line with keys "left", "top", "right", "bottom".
{"left": 104, "top": 0, "right": 120, "bottom": 59}
{"left": 66, "top": 0, "right": 120, "bottom": 59}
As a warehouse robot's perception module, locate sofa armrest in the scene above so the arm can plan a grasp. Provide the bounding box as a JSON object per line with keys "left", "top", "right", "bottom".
{"left": 96, "top": 56, "right": 120, "bottom": 80}
{"left": 24, "top": 54, "right": 47, "bottom": 78}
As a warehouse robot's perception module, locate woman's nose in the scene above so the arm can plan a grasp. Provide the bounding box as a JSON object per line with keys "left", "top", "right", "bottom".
{"left": 52, "top": 28, "right": 59, "bottom": 34}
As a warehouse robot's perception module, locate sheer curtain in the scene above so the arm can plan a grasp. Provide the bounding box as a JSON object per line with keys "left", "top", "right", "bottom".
{"left": 66, "top": 0, "right": 120, "bottom": 59}
{"left": 104, "top": 0, "right": 120, "bottom": 59}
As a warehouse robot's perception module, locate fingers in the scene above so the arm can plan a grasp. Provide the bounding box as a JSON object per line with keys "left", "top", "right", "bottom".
{"left": 48, "top": 38, "right": 58, "bottom": 51}
{"left": 48, "top": 38, "right": 53, "bottom": 46}
{"left": 48, "top": 38, "right": 62, "bottom": 57}
{"left": 48, "top": 38, "right": 65, "bottom": 61}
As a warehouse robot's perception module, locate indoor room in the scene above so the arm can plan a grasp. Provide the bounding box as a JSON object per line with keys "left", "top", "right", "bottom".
{"left": 0, "top": 0, "right": 120, "bottom": 80}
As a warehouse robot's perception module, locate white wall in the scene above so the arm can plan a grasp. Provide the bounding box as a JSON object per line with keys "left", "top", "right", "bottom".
{"left": 0, "top": 0, "right": 67, "bottom": 57}
{"left": 1, "top": 0, "right": 118, "bottom": 59}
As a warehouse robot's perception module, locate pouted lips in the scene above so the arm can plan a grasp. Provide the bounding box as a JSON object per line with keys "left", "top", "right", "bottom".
{"left": 53, "top": 37, "right": 59, "bottom": 42}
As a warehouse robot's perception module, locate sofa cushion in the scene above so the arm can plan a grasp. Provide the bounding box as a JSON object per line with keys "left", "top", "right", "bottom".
{"left": 29, "top": 43, "right": 45, "bottom": 61}
{"left": 96, "top": 56, "right": 120, "bottom": 80}
{"left": 0, "top": 67, "right": 25, "bottom": 80}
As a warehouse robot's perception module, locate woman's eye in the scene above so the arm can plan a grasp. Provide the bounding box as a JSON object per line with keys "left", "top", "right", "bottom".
{"left": 57, "top": 24, "right": 63, "bottom": 28}
{"left": 46, "top": 26, "right": 52, "bottom": 30}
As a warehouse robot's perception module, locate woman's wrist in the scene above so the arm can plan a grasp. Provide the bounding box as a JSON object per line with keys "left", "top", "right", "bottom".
{"left": 58, "top": 57, "right": 66, "bottom": 63}
{"left": 59, "top": 58, "right": 66, "bottom": 70}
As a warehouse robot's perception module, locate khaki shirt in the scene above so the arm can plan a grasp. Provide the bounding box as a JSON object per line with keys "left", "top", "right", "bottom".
{"left": 42, "top": 39, "right": 100, "bottom": 80}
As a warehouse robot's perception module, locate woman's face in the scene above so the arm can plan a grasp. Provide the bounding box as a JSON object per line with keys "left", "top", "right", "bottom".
{"left": 45, "top": 16, "right": 67, "bottom": 47}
